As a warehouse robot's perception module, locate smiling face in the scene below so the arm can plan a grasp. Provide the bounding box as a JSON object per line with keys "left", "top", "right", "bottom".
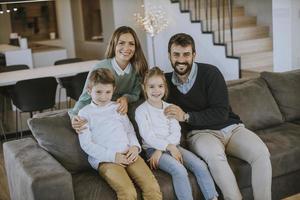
{"left": 145, "top": 76, "right": 166, "bottom": 106}
{"left": 169, "top": 44, "right": 195, "bottom": 77}
{"left": 114, "top": 33, "right": 136, "bottom": 67}
{"left": 88, "top": 83, "right": 114, "bottom": 106}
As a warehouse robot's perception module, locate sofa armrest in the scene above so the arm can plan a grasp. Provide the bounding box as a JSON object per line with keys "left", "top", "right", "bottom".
{"left": 3, "top": 138, "right": 75, "bottom": 200}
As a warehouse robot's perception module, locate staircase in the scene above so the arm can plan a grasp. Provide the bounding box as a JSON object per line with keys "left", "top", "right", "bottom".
{"left": 173, "top": 0, "right": 273, "bottom": 78}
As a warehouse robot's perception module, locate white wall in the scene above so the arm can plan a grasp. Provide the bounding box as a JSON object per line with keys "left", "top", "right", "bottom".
{"left": 273, "top": 0, "right": 300, "bottom": 71}
{"left": 143, "top": 0, "right": 239, "bottom": 80}
{"left": 112, "top": 0, "right": 148, "bottom": 59}
{"left": 291, "top": 0, "right": 300, "bottom": 69}
{"left": 235, "top": 0, "right": 273, "bottom": 36}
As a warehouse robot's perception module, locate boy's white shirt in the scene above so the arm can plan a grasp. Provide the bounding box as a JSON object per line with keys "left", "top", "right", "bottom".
{"left": 78, "top": 101, "right": 141, "bottom": 169}
{"left": 135, "top": 101, "right": 181, "bottom": 151}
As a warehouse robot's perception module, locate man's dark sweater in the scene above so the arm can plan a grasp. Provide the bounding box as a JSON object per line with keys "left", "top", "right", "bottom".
{"left": 165, "top": 62, "right": 241, "bottom": 131}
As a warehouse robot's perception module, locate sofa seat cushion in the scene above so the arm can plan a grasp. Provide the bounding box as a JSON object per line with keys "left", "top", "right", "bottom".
{"left": 256, "top": 123, "right": 300, "bottom": 177}
{"left": 72, "top": 169, "right": 204, "bottom": 200}
{"left": 28, "top": 110, "right": 91, "bottom": 174}
{"left": 261, "top": 69, "right": 300, "bottom": 121}
{"left": 291, "top": 119, "right": 300, "bottom": 125}
{"left": 228, "top": 78, "right": 283, "bottom": 131}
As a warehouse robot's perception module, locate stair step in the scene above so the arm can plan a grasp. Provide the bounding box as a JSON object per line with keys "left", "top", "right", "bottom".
{"left": 241, "top": 51, "right": 273, "bottom": 69}
{"left": 190, "top": 6, "right": 245, "bottom": 21}
{"left": 227, "top": 37, "right": 273, "bottom": 56}
{"left": 215, "top": 26, "right": 269, "bottom": 42}
{"left": 206, "top": 16, "right": 257, "bottom": 32}
{"left": 180, "top": 0, "right": 229, "bottom": 8}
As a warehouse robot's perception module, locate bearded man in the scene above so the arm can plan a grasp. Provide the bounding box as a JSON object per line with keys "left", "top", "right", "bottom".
{"left": 164, "top": 33, "right": 272, "bottom": 200}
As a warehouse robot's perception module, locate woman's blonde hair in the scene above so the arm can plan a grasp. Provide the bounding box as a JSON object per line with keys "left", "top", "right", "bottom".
{"left": 142, "top": 67, "right": 168, "bottom": 100}
{"left": 105, "top": 26, "right": 148, "bottom": 78}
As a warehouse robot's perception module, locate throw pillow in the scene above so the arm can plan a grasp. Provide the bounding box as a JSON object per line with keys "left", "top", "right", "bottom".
{"left": 261, "top": 69, "right": 300, "bottom": 121}
{"left": 27, "top": 111, "right": 91, "bottom": 174}
{"left": 228, "top": 78, "right": 283, "bottom": 131}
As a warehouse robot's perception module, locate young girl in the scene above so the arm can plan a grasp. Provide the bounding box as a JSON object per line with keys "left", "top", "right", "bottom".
{"left": 69, "top": 26, "right": 148, "bottom": 132}
{"left": 135, "top": 67, "right": 218, "bottom": 200}
{"left": 78, "top": 68, "right": 162, "bottom": 200}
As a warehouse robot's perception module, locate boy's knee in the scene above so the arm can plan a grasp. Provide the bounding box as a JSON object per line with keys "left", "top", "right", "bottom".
{"left": 118, "top": 185, "right": 137, "bottom": 200}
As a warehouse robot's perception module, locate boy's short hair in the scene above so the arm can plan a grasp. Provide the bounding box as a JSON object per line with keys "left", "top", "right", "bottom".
{"left": 87, "top": 68, "right": 115, "bottom": 90}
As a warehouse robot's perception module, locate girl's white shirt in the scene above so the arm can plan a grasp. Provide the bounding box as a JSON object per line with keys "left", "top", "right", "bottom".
{"left": 78, "top": 101, "right": 140, "bottom": 169}
{"left": 135, "top": 101, "right": 181, "bottom": 151}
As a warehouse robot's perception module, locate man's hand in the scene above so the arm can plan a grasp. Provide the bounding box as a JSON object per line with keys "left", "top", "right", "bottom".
{"left": 166, "top": 144, "right": 183, "bottom": 164}
{"left": 126, "top": 146, "right": 139, "bottom": 163}
{"left": 115, "top": 153, "right": 130, "bottom": 167}
{"left": 71, "top": 115, "right": 88, "bottom": 134}
{"left": 164, "top": 104, "right": 185, "bottom": 122}
{"left": 116, "top": 96, "right": 128, "bottom": 115}
{"left": 148, "top": 150, "right": 162, "bottom": 170}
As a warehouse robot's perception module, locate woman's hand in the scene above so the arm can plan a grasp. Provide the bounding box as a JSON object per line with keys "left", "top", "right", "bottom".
{"left": 115, "top": 153, "right": 130, "bottom": 167}
{"left": 116, "top": 96, "right": 128, "bottom": 115}
{"left": 126, "top": 146, "right": 139, "bottom": 163}
{"left": 71, "top": 115, "right": 88, "bottom": 134}
{"left": 148, "top": 150, "right": 162, "bottom": 170}
{"left": 167, "top": 144, "right": 183, "bottom": 164}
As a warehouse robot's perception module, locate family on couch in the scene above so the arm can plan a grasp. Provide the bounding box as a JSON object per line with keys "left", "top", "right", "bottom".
{"left": 68, "top": 26, "right": 272, "bottom": 200}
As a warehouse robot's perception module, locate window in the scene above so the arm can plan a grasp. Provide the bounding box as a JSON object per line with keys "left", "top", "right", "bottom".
{"left": 8, "top": 1, "right": 58, "bottom": 41}
{"left": 81, "top": 0, "right": 103, "bottom": 42}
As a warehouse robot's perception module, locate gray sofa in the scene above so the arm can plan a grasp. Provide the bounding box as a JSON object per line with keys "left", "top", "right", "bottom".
{"left": 3, "top": 69, "right": 300, "bottom": 200}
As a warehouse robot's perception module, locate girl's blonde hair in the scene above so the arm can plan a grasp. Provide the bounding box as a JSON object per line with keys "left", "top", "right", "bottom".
{"left": 87, "top": 68, "right": 115, "bottom": 90}
{"left": 143, "top": 67, "right": 168, "bottom": 100}
{"left": 105, "top": 26, "right": 148, "bottom": 78}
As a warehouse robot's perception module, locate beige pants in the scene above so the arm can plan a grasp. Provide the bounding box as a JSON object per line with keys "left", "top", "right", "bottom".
{"left": 187, "top": 124, "right": 272, "bottom": 200}
{"left": 98, "top": 156, "right": 162, "bottom": 200}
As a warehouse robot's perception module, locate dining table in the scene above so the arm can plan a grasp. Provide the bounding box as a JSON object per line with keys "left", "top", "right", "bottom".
{"left": 0, "top": 59, "right": 99, "bottom": 86}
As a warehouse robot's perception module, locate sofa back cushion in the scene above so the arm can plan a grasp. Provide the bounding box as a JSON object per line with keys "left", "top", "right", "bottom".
{"left": 27, "top": 111, "right": 91, "bottom": 174}
{"left": 228, "top": 78, "right": 283, "bottom": 130}
{"left": 261, "top": 69, "right": 300, "bottom": 121}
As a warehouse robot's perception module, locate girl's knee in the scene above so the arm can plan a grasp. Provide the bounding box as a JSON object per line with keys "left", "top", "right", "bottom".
{"left": 169, "top": 164, "right": 188, "bottom": 177}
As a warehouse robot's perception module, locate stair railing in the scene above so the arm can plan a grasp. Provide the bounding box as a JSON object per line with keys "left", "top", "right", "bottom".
{"left": 179, "top": 0, "right": 234, "bottom": 56}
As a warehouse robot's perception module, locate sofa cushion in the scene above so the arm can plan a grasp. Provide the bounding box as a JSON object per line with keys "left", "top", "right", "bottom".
{"left": 228, "top": 78, "right": 283, "bottom": 130}
{"left": 27, "top": 111, "right": 91, "bottom": 174}
{"left": 261, "top": 69, "right": 300, "bottom": 121}
{"left": 256, "top": 122, "right": 300, "bottom": 177}
{"left": 72, "top": 169, "right": 204, "bottom": 200}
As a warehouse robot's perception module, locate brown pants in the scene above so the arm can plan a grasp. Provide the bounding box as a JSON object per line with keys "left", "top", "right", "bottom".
{"left": 98, "top": 156, "right": 162, "bottom": 200}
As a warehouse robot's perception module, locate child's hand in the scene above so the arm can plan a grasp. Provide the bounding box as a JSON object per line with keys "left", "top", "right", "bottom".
{"left": 116, "top": 96, "right": 128, "bottom": 115}
{"left": 167, "top": 144, "right": 183, "bottom": 164}
{"left": 71, "top": 115, "right": 88, "bottom": 134}
{"left": 115, "top": 153, "right": 130, "bottom": 167}
{"left": 148, "top": 150, "right": 162, "bottom": 170}
{"left": 126, "top": 146, "right": 139, "bottom": 163}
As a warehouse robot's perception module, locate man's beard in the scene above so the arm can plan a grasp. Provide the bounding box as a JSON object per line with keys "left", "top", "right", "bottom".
{"left": 172, "top": 61, "right": 193, "bottom": 76}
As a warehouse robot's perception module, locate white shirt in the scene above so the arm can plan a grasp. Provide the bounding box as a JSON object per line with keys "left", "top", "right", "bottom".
{"left": 112, "top": 57, "right": 132, "bottom": 76}
{"left": 78, "top": 101, "right": 140, "bottom": 169}
{"left": 135, "top": 101, "right": 181, "bottom": 151}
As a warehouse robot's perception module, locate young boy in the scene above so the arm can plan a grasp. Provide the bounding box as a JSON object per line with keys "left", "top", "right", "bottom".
{"left": 77, "top": 68, "right": 162, "bottom": 200}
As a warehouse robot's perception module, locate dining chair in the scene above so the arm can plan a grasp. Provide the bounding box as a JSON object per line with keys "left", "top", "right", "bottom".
{"left": 0, "top": 65, "right": 30, "bottom": 138}
{"left": 54, "top": 58, "right": 83, "bottom": 108}
{"left": 66, "top": 72, "right": 88, "bottom": 107}
{"left": 10, "top": 77, "right": 58, "bottom": 137}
